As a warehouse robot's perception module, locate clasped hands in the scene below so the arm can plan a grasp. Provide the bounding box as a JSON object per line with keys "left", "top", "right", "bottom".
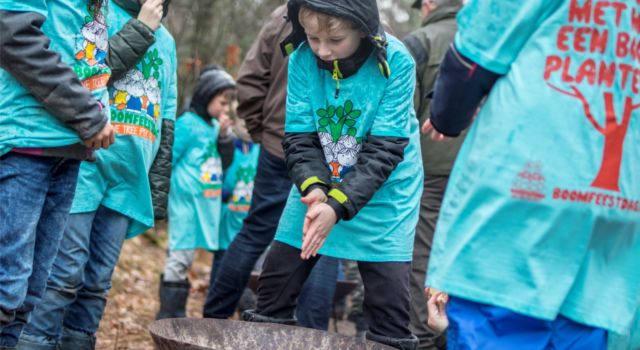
{"left": 299, "top": 188, "right": 336, "bottom": 260}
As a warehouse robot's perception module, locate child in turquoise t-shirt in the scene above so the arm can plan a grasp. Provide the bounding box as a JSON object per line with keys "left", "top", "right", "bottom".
{"left": 156, "top": 66, "right": 236, "bottom": 320}
{"left": 424, "top": 0, "right": 640, "bottom": 348}
{"left": 0, "top": 1, "right": 114, "bottom": 347}
{"left": 17, "top": 0, "right": 178, "bottom": 348}
{"left": 202, "top": 126, "right": 260, "bottom": 314}
{"left": 242, "top": 1, "right": 423, "bottom": 348}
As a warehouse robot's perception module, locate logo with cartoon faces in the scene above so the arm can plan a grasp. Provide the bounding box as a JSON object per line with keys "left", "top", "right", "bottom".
{"left": 75, "top": 13, "right": 107, "bottom": 66}
{"left": 199, "top": 142, "right": 223, "bottom": 198}
{"left": 229, "top": 166, "right": 256, "bottom": 212}
{"left": 316, "top": 100, "right": 363, "bottom": 183}
{"left": 109, "top": 50, "right": 164, "bottom": 141}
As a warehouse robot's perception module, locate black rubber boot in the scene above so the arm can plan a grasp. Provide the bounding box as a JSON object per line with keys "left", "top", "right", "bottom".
{"left": 366, "top": 332, "right": 419, "bottom": 350}
{"left": 241, "top": 310, "right": 296, "bottom": 326}
{"left": 155, "top": 275, "right": 190, "bottom": 320}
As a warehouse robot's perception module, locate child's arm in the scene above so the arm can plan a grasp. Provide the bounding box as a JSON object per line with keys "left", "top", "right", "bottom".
{"left": 235, "top": 5, "right": 287, "bottom": 142}
{"left": 427, "top": 46, "right": 500, "bottom": 138}
{"left": 429, "top": 2, "right": 553, "bottom": 137}
{"left": 106, "top": 0, "right": 162, "bottom": 84}
{"left": 282, "top": 52, "right": 332, "bottom": 197}
{"left": 217, "top": 114, "right": 235, "bottom": 171}
{"left": 0, "top": 7, "right": 110, "bottom": 145}
{"left": 324, "top": 51, "right": 414, "bottom": 222}
{"left": 149, "top": 46, "right": 177, "bottom": 221}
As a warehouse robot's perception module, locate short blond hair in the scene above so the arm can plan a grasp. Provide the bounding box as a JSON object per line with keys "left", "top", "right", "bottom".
{"left": 298, "top": 6, "right": 359, "bottom": 34}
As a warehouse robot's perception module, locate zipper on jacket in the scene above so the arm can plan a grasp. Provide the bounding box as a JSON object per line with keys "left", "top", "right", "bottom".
{"left": 332, "top": 60, "right": 343, "bottom": 99}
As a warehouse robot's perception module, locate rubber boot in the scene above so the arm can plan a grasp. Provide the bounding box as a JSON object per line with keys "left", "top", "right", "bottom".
{"left": 241, "top": 310, "right": 296, "bottom": 326}
{"left": 366, "top": 332, "right": 419, "bottom": 350}
{"left": 155, "top": 275, "right": 190, "bottom": 320}
{"left": 57, "top": 327, "right": 96, "bottom": 350}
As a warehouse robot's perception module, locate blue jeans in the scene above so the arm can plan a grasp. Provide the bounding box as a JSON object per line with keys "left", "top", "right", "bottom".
{"left": 18, "top": 206, "right": 130, "bottom": 349}
{"left": 0, "top": 153, "right": 80, "bottom": 348}
{"left": 203, "top": 149, "right": 338, "bottom": 330}
{"left": 447, "top": 296, "right": 607, "bottom": 350}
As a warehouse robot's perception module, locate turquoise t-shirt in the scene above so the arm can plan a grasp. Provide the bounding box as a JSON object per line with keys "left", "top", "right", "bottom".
{"left": 168, "top": 111, "right": 223, "bottom": 251}
{"left": 274, "top": 36, "right": 424, "bottom": 262}
{"left": 427, "top": 1, "right": 640, "bottom": 335}
{"left": 218, "top": 140, "right": 260, "bottom": 250}
{"left": 0, "top": 0, "right": 111, "bottom": 155}
{"left": 70, "top": 3, "right": 178, "bottom": 237}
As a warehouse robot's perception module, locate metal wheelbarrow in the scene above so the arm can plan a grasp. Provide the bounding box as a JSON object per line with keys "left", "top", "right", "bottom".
{"left": 149, "top": 318, "right": 394, "bottom": 350}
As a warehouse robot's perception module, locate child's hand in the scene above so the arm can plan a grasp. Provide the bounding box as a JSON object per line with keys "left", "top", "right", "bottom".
{"left": 138, "top": 0, "right": 164, "bottom": 31}
{"left": 218, "top": 113, "right": 233, "bottom": 137}
{"left": 85, "top": 122, "right": 115, "bottom": 149}
{"left": 425, "top": 288, "right": 449, "bottom": 336}
{"left": 301, "top": 188, "right": 327, "bottom": 242}
{"left": 421, "top": 119, "right": 448, "bottom": 141}
{"left": 301, "top": 203, "right": 336, "bottom": 260}
{"left": 301, "top": 188, "right": 327, "bottom": 207}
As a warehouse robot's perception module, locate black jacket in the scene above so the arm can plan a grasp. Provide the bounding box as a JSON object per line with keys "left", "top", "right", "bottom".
{"left": 280, "top": 0, "right": 409, "bottom": 221}
{"left": 108, "top": 0, "right": 176, "bottom": 220}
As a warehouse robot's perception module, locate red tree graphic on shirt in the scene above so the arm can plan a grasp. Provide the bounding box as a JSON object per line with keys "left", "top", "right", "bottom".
{"left": 547, "top": 83, "right": 639, "bottom": 192}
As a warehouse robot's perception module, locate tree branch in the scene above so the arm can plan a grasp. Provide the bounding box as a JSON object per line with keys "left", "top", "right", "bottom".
{"left": 547, "top": 83, "right": 604, "bottom": 134}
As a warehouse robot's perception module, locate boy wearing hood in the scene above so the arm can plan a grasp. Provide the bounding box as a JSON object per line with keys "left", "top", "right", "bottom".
{"left": 242, "top": 1, "right": 423, "bottom": 349}
{"left": 155, "top": 65, "right": 236, "bottom": 320}
{"left": 18, "top": 0, "right": 177, "bottom": 348}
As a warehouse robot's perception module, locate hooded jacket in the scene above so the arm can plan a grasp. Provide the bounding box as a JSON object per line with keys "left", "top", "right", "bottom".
{"left": 278, "top": 0, "right": 417, "bottom": 222}
{"left": 281, "top": 0, "right": 391, "bottom": 78}
{"left": 188, "top": 65, "right": 236, "bottom": 171}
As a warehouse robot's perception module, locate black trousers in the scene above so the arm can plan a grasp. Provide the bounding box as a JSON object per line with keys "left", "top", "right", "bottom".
{"left": 256, "top": 241, "right": 413, "bottom": 339}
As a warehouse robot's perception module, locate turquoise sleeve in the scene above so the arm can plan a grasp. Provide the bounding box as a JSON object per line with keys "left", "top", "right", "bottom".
{"left": 455, "top": 1, "right": 560, "bottom": 74}
{"left": 284, "top": 48, "right": 316, "bottom": 133}
{"left": 370, "top": 48, "right": 415, "bottom": 138}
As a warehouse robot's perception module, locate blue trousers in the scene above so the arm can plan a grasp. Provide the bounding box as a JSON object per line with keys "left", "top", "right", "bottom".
{"left": 0, "top": 153, "right": 80, "bottom": 348}
{"left": 447, "top": 296, "right": 607, "bottom": 350}
{"left": 19, "top": 206, "right": 130, "bottom": 349}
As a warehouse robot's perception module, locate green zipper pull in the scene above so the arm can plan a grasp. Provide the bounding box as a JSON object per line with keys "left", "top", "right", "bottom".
{"left": 332, "top": 60, "right": 342, "bottom": 99}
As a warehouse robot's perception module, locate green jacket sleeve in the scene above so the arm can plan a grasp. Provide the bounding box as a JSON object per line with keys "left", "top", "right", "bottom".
{"left": 106, "top": 18, "right": 155, "bottom": 84}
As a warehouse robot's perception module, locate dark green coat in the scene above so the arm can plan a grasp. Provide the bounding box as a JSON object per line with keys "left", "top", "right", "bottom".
{"left": 404, "top": 5, "right": 466, "bottom": 177}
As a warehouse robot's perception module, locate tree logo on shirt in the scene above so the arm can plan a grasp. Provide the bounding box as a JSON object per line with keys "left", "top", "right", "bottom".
{"left": 199, "top": 141, "right": 223, "bottom": 198}
{"left": 511, "top": 162, "right": 546, "bottom": 201}
{"left": 316, "top": 100, "right": 363, "bottom": 183}
{"left": 109, "top": 49, "right": 163, "bottom": 142}
{"left": 229, "top": 166, "right": 256, "bottom": 212}
{"left": 543, "top": 1, "right": 639, "bottom": 193}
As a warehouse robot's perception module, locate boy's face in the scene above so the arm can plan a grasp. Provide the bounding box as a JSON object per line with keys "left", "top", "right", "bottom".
{"left": 303, "top": 21, "right": 364, "bottom": 62}
{"left": 207, "top": 91, "right": 231, "bottom": 119}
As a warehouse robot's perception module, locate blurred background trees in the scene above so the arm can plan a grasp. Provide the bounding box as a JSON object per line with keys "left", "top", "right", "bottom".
{"left": 164, "top": 0, "right": 420, "bottom": 111}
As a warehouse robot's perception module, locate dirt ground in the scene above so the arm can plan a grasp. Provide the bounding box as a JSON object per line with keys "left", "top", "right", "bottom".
{"left": 95, "top": 233, "right": 355, "bottom": 350}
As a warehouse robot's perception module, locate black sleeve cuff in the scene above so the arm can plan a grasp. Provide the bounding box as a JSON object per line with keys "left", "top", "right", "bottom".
{"left": 429, "top": 118, "right": 461, "bottom": 138}
{"left": 326, "top": 197, "right": 347, "bottom": 223}
{"left": 302, "top": 183, "right": 330, "bottom": 197}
